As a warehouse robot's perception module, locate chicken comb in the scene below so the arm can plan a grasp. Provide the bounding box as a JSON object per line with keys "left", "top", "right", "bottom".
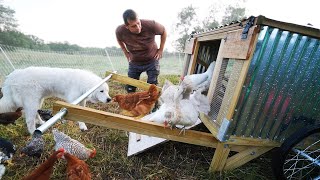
{"left": 89, "top": 148, "right": 96, "bottom": 158}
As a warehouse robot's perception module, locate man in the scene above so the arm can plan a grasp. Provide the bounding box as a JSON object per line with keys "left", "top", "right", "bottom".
{"left": 116, "top": 9, "right": 167, "bottom": 93}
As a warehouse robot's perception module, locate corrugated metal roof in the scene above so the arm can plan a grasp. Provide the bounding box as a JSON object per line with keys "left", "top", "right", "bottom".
{"left": 192, "top": 16, "right": 320, "bottom": 39}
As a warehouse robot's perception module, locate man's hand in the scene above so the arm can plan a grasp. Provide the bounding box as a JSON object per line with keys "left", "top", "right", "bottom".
{"left": 124, "top": 51, "right": 131, "bottom": 62}
{"left": 154, "top": 49, "right": 163, "bottom": 60}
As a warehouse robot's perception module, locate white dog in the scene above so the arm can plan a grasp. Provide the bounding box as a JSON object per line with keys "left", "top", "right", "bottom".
{"left": 0, "top": 66, "right": 111, "bottom": 134}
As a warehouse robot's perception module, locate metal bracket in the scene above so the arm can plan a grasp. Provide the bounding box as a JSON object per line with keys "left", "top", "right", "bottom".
{"left": 217, "top": 118, "right": 231, "bottom": 142}
{"left": 241, "top": 16, "right": 255, "bottom": 39}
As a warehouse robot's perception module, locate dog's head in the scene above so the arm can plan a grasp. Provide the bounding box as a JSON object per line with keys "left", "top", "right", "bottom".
{"left": 88, "top": 83, "right": 112, "bottom": 103}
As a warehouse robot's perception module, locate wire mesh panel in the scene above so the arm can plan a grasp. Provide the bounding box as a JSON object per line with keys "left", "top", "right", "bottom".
{"left": 208, "top": 60, "right": 228, "bottom": 121}
{"left": 228, "top": 26, "right": 320, "bottom": 141}
{"left": 0, "top": 44, "right": 184, "bottom": 87}
{"left": 207, "top": 59, "right": 241, "bottom": 123}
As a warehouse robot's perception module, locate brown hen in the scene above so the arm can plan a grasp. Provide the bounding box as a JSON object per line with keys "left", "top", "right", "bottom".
{"left": 65, "top": 152, "right": 91, "bottom": 180}
{"left": 113, "top": 84, "right": 160, "bottom": 118}
{"left": 0, "top": 107, "right": 23, "bottom": 125}
{"left": 22, "top": 148, "right": 64, "bottom": 180}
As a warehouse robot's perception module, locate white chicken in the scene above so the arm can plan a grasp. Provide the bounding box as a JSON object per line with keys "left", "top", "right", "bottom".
{"left": 158, "top": 80, "right": 179, "bottom": 105}
{"left": 175, "top": 61, "right": 215, "bottom": 100}
{"left": 168, "top": 90, "right": 210, "bottom": 131}
{"left": 143, "top": 80, "right": 210, "bottom": 134}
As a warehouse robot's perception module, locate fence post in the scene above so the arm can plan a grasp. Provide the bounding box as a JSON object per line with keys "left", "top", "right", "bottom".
{"left": 0, "top": 46, "right": 15, "bottom": 70}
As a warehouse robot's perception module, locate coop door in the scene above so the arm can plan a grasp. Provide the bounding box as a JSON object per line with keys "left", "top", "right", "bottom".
{"left": 127, "top": 119, "right": 202, "bottom": 156}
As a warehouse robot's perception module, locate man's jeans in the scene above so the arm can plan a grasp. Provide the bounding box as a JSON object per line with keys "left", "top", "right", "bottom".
{"left": 126, "top": 60, "right": 160, "bottom": 93}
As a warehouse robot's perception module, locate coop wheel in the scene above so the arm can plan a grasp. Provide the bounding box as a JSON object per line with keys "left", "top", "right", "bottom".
{"left": 272, "top": 123, "right": 320, "bottom": 180}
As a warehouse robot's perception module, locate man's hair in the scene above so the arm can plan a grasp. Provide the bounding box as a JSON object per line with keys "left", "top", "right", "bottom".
{"left": 123, "top": 9, "right": 138, "bottom": 25}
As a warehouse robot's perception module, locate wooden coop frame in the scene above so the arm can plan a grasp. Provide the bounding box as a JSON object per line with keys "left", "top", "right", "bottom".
{"left": 53, "top": 15, "right": 320, "bottom": 172}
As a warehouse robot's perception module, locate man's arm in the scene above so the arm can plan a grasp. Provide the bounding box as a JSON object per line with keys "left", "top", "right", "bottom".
{"left": 117, "top": 39, "right": 131, "bottom": 62}
{"left": 154, "top": 28, "right": 167, "bottom": 60}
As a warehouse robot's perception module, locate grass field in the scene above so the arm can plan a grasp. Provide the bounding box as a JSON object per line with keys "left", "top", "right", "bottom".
{"left": 0, "top": 74, "right": 276, "bottom": 180}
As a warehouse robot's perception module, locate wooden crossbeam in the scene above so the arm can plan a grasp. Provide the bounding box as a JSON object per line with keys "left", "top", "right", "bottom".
{"left": 105, "top": 71, "right": 162, "bottom": 91}
{"left": 53, "top": 101, "right": 218, "bottom": 148}
{"left": 224, "top": 146, "right": 273, "bottom": 170}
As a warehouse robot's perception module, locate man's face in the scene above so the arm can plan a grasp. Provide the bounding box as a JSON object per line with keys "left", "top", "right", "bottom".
{"left": 126, "top": 19, "right": 141, "bottom": 34}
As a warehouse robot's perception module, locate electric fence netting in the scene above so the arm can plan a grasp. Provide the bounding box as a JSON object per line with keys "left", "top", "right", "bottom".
{"left": 0, "top": 44, "right": 185, "bottom": 86}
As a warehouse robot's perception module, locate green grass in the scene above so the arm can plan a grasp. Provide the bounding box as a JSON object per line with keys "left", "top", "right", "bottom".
{"left": 0, "top": 75, "right": 276, "bottom": 180}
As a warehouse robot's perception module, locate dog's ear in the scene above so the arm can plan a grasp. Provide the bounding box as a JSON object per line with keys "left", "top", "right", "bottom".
{"left": 162, "top": 80, "right": 173, "bottom": 92}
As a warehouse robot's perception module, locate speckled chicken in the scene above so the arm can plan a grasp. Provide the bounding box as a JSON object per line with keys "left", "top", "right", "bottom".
{"left": 52, "top": 129, "right": 96, "bottom": 160}
{"left": 65, "top": 152, "right": 92, "bottom": 180}
{"left": 0, "top": 107, "right": 23, "bottom": 125}
{"left": 21, "top": 131, "right": 45, "bottom": 158}
{"left": 113, "top": 84, "right": 160, "bottom": 118}
{"left": 22, "top": 148, "right": 65, "bottom": 180}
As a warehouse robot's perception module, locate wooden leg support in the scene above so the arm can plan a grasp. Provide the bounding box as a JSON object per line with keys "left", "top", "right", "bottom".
{"left": 209, "top": 142, "right": 231, "bottom": 171}
{"left": 224, "top": 146, "right": 273, "bottom": 170}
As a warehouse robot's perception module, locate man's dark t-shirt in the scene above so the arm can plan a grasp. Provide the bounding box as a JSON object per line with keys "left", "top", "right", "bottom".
{"left": 116, "top": 19, "right": 165, "bottom": 65}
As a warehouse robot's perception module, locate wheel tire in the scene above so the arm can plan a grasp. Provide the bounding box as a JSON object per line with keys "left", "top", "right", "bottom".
{"left": 272, "top": 123, "right": 320, "bottom": 180}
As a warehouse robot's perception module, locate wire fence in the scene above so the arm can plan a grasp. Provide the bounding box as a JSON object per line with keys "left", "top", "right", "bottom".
{"left": 0, "top": 44, "right": 185, "bottom": 86}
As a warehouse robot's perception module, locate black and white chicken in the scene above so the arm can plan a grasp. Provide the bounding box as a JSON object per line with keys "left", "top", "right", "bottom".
{"left": 0, "top": 137, "right": 16, "bottom": 178}
{"left": 53, "top": 129, "right": 96, "bottom": 160}
{"left": 37, "top": 109, "right": 53, "bottom": 121}
{"left": 21, "top": 131, "right": 45, "bottom": 158}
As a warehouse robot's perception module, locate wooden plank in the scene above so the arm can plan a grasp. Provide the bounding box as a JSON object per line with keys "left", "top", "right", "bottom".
{"left": 199, "top": 113, "right": 219, "bottom": 137}
{"left": 197, "top": 33, "right": 226, "bottom": 41}
{"left": 209, "top": 142, "right": 231, "bottom": 171}
{"left": 53, "top": 101, "right": 218, "bottom": 148}
{"left": 207, "top": 39, "right": 225, "bottom": 103}
{"left": 225, "top": 30, "right": 259, "bottom": 121}
{"left": 182, "top": 54, "right": 191, "bottom": 77}
{"left": 184, "top": 38, "right": 196, "bottom": 54}
{"left": 224, "top": 146, "right": 273, "bottom": 170}
{"left": 187, "top": 40, "right": 200, "bottom": 75}
{"left": 105, "top": 71, "right": 161, "bottom": 91}
{"left": 257, "top": 15, "right": 320, "bottom": 39}
{"left": 226, "top": 136, "right": 281, "bottom": 147}
{"left": 222, "top": 26, "right": 259, "bottom": 60}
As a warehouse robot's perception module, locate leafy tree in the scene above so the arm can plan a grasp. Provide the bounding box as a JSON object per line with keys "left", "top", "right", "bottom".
{"left": 174, "top": 2, "right": 246, "bottom": 52}
{"left": 174, "top": 5, "right": 199, "bottom": 52}
{"left": 221, "top": 5, "right": 245, "bottom": 25}
{"left": 0, "top": 2, "right": 18, "bottom": 31}
{"left": 202, "top": 6, "right": 220, "bottom": 30}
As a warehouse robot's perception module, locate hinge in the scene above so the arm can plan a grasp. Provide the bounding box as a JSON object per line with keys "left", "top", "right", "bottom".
{"left": 241, "top": 16, "right": 255, "bottom": 39}
{"left": 217, "top": 118, "right": 231, "bottom": 142}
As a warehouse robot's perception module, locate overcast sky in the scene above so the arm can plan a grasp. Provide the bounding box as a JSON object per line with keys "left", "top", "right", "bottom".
{"left": 2, "top": 0, "right": 319, "bottom": 51}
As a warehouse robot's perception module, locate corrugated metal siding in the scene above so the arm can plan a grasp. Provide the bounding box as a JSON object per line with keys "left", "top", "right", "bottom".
{"left": 228, "top": 26, "right": 320, "bottom": 141}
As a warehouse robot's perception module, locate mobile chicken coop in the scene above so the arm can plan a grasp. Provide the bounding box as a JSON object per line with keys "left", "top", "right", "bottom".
{"left": 53, "top": 15, "right": 320, "bottom": 179}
